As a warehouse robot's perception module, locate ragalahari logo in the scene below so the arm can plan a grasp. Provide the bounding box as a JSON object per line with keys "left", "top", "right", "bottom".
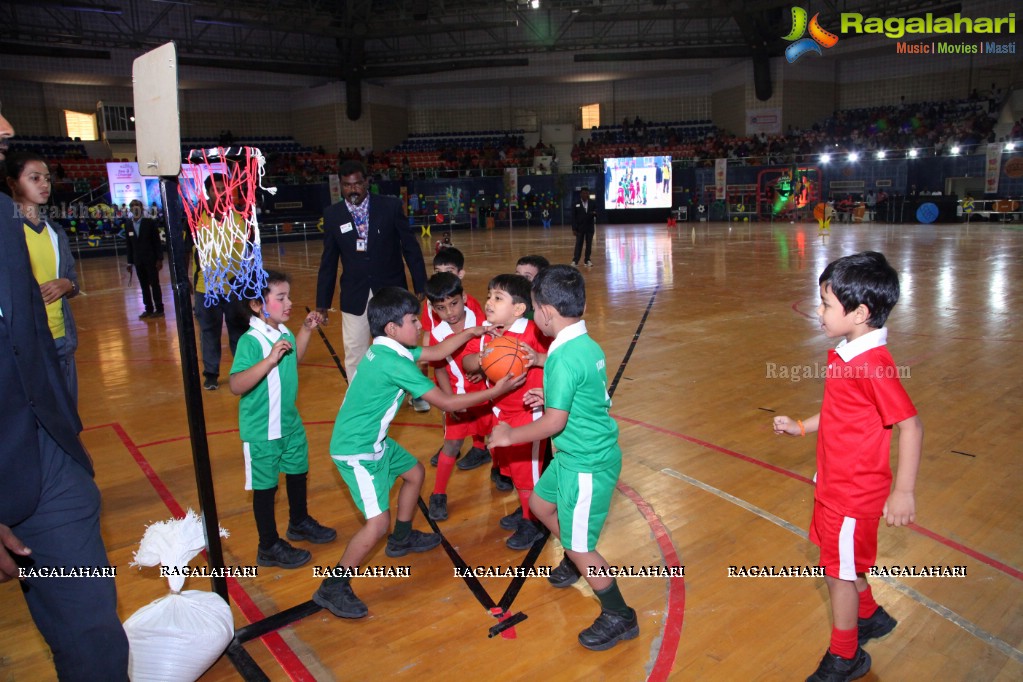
{"left": 783, "top": 7, "right": 839, "bottom": 63}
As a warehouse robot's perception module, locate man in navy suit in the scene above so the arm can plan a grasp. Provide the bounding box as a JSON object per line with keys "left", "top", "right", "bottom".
{"left": 125, "top": 199, "right": 165, "bottom": 319}
{"left": 571, "top": 187, "right": 598, "bottom": 267}
{"left": 0, "top": 109, "right": 129, "bottom": 680}
{"left": 316, "top": 160, "right": 427, "bottom": 381}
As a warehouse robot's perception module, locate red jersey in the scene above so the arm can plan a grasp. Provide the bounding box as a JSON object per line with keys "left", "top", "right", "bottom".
{"left": 427, "top": 307, "right": 487, "bottom": 396}
{"left": 815, "top": 331, "right": 916, "bottom": 518}
{"left": 422, "top": 293, "right": 484, "bottom": 338}
{"left": 465, "top": 317, "right": 550, "bottom": 426}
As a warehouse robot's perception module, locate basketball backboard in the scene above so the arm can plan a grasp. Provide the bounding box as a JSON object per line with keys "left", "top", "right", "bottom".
{"left": 133, "top": 42, "right": 181, "bottom": 177}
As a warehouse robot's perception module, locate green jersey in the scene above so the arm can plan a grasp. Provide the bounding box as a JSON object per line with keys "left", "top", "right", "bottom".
{"left": 543, "top": 321, "right": 621, "bottom": 472}
{"left": 231, "top": 317, "right": 302, "bottom": 442}
{"left": 329, "top": 337, "right": 436, "bottom": 460}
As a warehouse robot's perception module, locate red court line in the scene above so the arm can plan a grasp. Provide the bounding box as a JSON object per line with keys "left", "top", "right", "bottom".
{"left": 616, "top": 482, "right": 686, "bottom": 682}
{"left": 612, "top": 414, "right": 1023, "bottom": 583}
{"left": 99, "top": 422, "right": 316, "bottom": 681}
{"left": 614, "top": 415, "right": 813, "bottom": 486}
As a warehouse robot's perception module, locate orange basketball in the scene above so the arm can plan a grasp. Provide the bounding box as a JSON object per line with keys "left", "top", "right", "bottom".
{"left": 480, "top": 335, "right": 530, "bottom": 383}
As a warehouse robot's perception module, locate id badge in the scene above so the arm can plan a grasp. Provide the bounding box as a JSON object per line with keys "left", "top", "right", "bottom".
{"left": 356, "top": 238, "right": 367, "bottom": 252}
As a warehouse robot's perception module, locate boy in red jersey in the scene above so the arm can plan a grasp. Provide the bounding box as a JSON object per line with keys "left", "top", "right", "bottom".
{"left": 423, "top": 272, "right": 492, "bottom": 521}
{"left": 773, "top": 251, "right": 923, "bottom": 682}
{"left": 464, "top": 274, "right": 551, "bottom": 549}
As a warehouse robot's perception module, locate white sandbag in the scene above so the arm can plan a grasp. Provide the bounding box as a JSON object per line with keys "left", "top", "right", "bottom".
{"left": 125, "top": 509, "right": 233, "bottom": 682}
{"left": 124, "top": 591, "right": 233, "bottom": 682}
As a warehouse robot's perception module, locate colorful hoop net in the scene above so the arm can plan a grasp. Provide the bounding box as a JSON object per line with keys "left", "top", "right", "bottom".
{"left": 179, "top": 147, "right": 276, "bottom": 305}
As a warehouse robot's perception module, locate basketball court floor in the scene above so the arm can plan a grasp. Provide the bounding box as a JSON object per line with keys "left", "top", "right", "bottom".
{"left": 1, "top": 219, "right": 1020, "bottom": 681}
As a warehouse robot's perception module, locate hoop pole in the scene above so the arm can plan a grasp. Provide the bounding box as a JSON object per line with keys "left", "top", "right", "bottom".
{"left": 161, "top": 177, "right": 229, "bottom": 602}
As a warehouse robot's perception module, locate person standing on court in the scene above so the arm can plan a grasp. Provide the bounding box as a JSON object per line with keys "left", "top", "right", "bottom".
{"left": 316, "top": 160, "right": 428, "bottom": 384}
{"left": 125, "top": 199, "right": 165, "bottom": 319}
{"left": 0, "top": 109, "right": 130, "bottom": 681}
{"left": 571, "top": 187, "right": 597, "bottom": 268}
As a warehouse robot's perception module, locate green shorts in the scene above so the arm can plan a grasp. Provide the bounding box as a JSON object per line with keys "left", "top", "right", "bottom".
{"left": 332, "top": 438, "right": 419, "bottom": 519}
{"left": 243, "top": 427, "right": 309, "bottom": 491}
{"left": 533, "top": 456, "right": 621, "bottom": 552}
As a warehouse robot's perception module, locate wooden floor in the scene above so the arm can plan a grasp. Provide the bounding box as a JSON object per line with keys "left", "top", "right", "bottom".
{"left": 1, "top": 219, "right": 1021, "bottom": 681}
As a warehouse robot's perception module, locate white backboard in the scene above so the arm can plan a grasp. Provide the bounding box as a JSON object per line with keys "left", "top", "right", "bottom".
{"left": 133, "top": 42, "right": 181, "bottom": 177}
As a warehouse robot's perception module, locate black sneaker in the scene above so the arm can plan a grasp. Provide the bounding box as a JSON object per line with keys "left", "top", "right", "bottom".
{"left": 548, "top": 556, "right": 581, "bottom": 588}
{"left": 256, "top": 539, "right": 311, "bottom": 569}
{"left": 286, "top": 516, "right": 337, "bottom": 544}
{"left": 585, "top": 260, "right": 593, "bottom": 267}
{"left": 385, "top": 529, "right": 442, "bottom": 557}
{"left": 203, "top": 376, "right": 219, "bottom": 391}
{"left": 312, "top": 580, "right": 368, "bottom": 619}
{"left": 457, "top": 446, "right": 492, "bottom": 470}
{"left": 858, "top": 606, "right": 897, "bottom": 645}
{"left": 409, "top": 396, "right": 430, "bottom": 412}
{"left": 578, "top": 607, "right": 640, "bottom": 651}
{"left": 499, "top": 506, "right": 522, "bottom": 531}
{"left": 506, "top": 517, "right": 543, "bottom": 550}
{"left": 151, "top": 309, "right": 165, "bottom": 318}
{"left": 805, "top": 647, "right": 871, "bottom": 682}
{"left": 491, "top": 467, "right": 513, "bottom": 492}
{"left": 429, "top": 493, "right": 448, "bottom": 521}
{"left": 138, "top": 311, "right": 153, "bottom": 319}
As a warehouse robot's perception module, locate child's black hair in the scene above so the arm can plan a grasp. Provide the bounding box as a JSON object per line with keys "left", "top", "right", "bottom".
{"left": 433, "top": 246, "right": 465, "bottom": 271}
{"left": 819, "top": 251, "right": 899, "bottom": 328}
{"left": 233, "top": 269, "right": 288, "bottom": 321}
{"left": 425, "top": 271, "right": 464, "bottom": 303}
{"left": 516, "top": 254, "right": 550, "bottom": 271}
{"left": 531, "top": 264, "right": 585, "bottom": 318}
{"left": 368, "top": 286, "right": 421, "bottom": 338}
{"left": 487, "top": 274, "right": 533, "bottom": 314}
{"left": 3, "top": 151, "right": 47, "bottom": 186}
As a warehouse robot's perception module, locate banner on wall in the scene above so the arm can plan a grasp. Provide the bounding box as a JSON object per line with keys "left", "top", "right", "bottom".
{"left": 504, "top": 167, "right": 519, "bottom": 207}
{"left": 714, "top": 159, "right": 727, "bottom": 200}
{"left": 328, "top": 174, "right": 342, "bottom": 205}
{"left": 746, "top": 109, "right": 781, "bottom": 136}
{"left": 984, "top": 144, "right": 1001, "bottom": 194}
{"left": 106, "top": 162, "right": 164, "bottom": 210}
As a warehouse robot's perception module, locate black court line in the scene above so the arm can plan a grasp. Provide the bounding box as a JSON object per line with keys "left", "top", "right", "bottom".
{"left": 951, "top": 450, "right": 977, "bottom": 458}
{"left": 608, "top": 286, "right": 661, "bottom": 399}
{"left": 758, "top": 407, "right": 776, "bottom": 413}
{"left": 306, "top": 306, "right": 348, "bottom": 383}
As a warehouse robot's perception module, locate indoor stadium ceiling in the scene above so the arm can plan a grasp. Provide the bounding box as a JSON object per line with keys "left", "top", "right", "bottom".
{"left": 0, "top": 0, "right": 966, "bottom": 82}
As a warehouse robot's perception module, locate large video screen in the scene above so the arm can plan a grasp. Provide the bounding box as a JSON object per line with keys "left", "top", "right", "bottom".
{"left": 106, "top": 161, "right": 164, "bottom": 211}
{"left": 603, "top": 156, "right": 672, "bottom": 209}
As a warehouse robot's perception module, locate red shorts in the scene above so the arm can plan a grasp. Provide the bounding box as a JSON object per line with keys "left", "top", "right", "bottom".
{"left": 443, "top": 407, "right": 492, "bottom": 441}
{"left": 809, "top": 499, "right": 879, "bottom": 580}
{"left": 492, "top": 439, "right": 546, "bottom": 490}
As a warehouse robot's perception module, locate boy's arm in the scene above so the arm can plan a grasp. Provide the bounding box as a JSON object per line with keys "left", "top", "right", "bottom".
{"left": 295, "top": 311, "right": 324, "bottom": 363}
{"left": 420, "top": 326, "right": 485, "bottom": 364}
{"left": 490, "top": 408, "right": 568, "bottom": 448}
{"left": 884, "top": 414, "right": 923, "bottom": 527}
{"left": 420, "top": 373, "right": 523, "bottom": 412}
{"left": 772, "top": 413, "right": 820, "bottom": 436}
{"left": 229, "top": 339, "right": 292, "bottom": 395}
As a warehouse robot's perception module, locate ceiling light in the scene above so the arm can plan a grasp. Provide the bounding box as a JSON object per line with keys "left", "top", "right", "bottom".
{"left": 820, "top": 153, "right": 831, "bottom": 164}
{"left": 908, "top": 148, "right": 918, "bottom": 158}
{"left": 848, "top": 152, "right": 859, "bottom": 162}
{"left": 876, "top": 150, "right": 886, "bottom": 159}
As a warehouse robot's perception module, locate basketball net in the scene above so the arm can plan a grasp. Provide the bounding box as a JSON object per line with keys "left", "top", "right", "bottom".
{"left": 179, "top": 147, "right": 276, "bottom": 305}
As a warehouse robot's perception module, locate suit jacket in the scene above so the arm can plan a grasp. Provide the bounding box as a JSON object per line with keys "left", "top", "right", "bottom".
{"left": 125, "top": 217, "right": 164, "bottom": 267}
{"left": 316, "top": 193, "right": 427, "bottom": 315}
{"left": 573, "top": 200, "right": 597, "bottom": 234}
{"left": 0, "top": 193, "right": 92, "bottom": 527}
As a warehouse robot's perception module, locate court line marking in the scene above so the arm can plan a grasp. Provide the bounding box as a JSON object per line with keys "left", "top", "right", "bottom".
{"left": 612, "top": 414, "right": 1023, "bottom": 582}
{"left": 661, "top": 468, "right": 1023, "bottom": 665}
{"left": 86, "top": 422, "right": 316, "bottom": 682}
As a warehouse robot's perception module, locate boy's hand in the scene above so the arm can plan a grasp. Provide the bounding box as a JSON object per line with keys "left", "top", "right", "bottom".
{"left": 883, "top": 490, "right": 915, "bottom": 527}
{"left": 489, "top": 422, "right": 513, "bottom": 449}
{"left": 303, "top": 310, "right": 324, "bottom": 330}
{"left": 519, "top": 344, "right": 544, "bottom": 370}
{"left": 465, "top": 369, "right": 485, "bottom": 384}
{"left": 772, "top": 416, "right": 800, "bottom": 436}
{"left": 491, "top": 371, "right": 527, "bottom": 394}
{"left": 464, "top": 325, "right": 489, "bottom": 338}
{"left": 268, "top": 339, "right": 293, "bottom": 366}
{"left": 523, "top": 387, "right": 545, "bottom": 410}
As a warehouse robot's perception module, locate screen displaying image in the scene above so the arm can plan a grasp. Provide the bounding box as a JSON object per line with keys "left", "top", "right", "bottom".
{"left": 106, "top": 162, "right": 164, "bottom": 211}
{"left": 603, "top": 155, "right": 672, "bottom": 210}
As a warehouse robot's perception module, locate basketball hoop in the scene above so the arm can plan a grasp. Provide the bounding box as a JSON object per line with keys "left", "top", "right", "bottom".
{"left": 178, "top": 147, "right": 276, "bottom": 305}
